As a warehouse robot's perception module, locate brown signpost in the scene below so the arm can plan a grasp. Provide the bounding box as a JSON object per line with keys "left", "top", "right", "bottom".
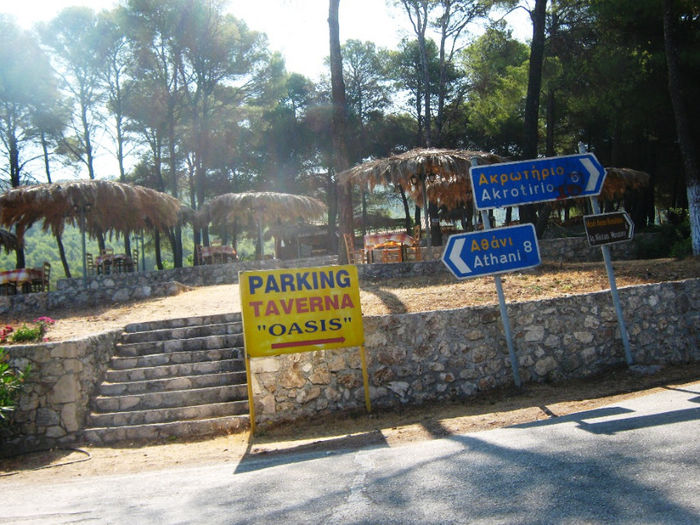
{"left": 583, "top": 211, "right": 634, "bottom": 247}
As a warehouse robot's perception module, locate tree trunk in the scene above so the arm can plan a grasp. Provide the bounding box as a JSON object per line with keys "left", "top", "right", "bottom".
{"left": 429, "top": 202, "right": 442, "bottom": 246}
{"left": 14, "top": 224, "right": 26, "bottom": 269}
{"left": 663, "top": 0, "right": 700, "bottom": 255}
{"left": 326, "top": 168, "right": 338, "bottom": 253}
{"left": 56, "top": 234, "right": 71, "bottom": 279}
{"left": 154, "top": 230, "right": 163, "bottom": 270}
{"left": 520, "top": 0, "right": 548, "bottom": 229}
{"left": 545, "top": 89, "right": 556, "bottom": 157}
{"left": 40, "top": 131, "right": 72, "bottom": 278}
{"left": 399, "top": 184, "right": 412, "bottom": 234}
{"left": 168, "top": 98, "right": 183, "bottom": 268}
{"left": 329, "top": 0, "right": 352, "bottom": 263}
{"left": 115, "top": 118, "right": 131, "bottom": 256}
{"left": 523, "top": 0, "right": 547, "bottom": 159}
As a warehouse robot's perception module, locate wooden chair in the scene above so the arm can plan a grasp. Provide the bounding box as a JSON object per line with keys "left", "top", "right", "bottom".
{"left": 86, "top": 253, "right": 95, "bottom": 275}
{"left": 381, "top": 247, "right": 402, "bottom": 263}
{"left": 405, "top": 243, "right": 422, "bottom": 262}
{"left": 343, "top": 233, "right": 366, "bottom": 264}
{"left": 412, "top": 224, "right": 421, "bottom": 243}
{"left": 0, "top": 283, "right": 16, "bottom": 296}
{"left": 195, "top": 244, "right": 208, "bottom": 265}
{"left": 131, "top": 248, "right": 139, "bottom": 272}
{"left": 101, "top": 247, "right": 114, "bottom": 256}
{"left": 32, "top": 262, "right": 50, "bottom": 292}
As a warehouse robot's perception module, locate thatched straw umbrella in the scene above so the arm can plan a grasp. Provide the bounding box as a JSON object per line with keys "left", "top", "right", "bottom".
{"left": 263, "top": 222, "right": 328, "bottom": 258}
{"left": 600, "top": 167, "right": 651, "bottom": 202}
{"left": 352, "top": 212, "right": 405, "bottom": 231}
{"left": 338, "top": 148, "right": 505, "bottom": 246}
{"left": 198, "top": 191, "right": 327, "bottom": 259}
{"left": 0, "top": 228, "right": 18, "bottom": 253}
{"left": 0, "top": 180, "right": 183, "bottom": 281}
{"left": 550, "top": 167, "right": 651, "bottom": 222}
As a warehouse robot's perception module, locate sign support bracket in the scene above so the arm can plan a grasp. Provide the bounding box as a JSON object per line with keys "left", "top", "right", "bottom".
{"left": 588, "top": 197, "right": 634, "bottom": 365}
{"left": 245, "top": 351, "right": 256, "bottom": 435}
{"left": 472, "top": 158, "right": 522, "bottom": 388}
{"left": 360, "top": 345, "right": 372, "bottom": 412}
{"left": 577, "top": 145, "right": 633, "bottom": 365}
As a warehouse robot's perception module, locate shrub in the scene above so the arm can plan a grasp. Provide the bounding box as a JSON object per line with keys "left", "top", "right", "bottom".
{"left": 637, "top": 218, "right": 690, "bottom": 259}
{"left": 0, "top": 347, "right": 31, "bottom": 425}
{"left": 7, "top": 316, "right": 55, "bottom": 344}
{"left": 9, "top": 325, "right": 43, "bottom": 343}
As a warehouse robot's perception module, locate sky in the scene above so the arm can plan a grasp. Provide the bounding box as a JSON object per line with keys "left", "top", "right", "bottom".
{"left": 1, "top": 0, "right": 530, "bottom": 181}
{"left": 1, "top": 0, "right": 531, "bottom": 80}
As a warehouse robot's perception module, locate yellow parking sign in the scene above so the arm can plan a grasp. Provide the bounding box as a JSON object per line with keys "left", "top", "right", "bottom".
{"left": 239, "top": 265, "right": 364, "bottom": 357}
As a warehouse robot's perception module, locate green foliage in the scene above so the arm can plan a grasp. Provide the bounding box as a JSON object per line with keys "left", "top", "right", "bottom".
{"left": 0, "top": 223, "right": 197, "bottom": 283}
{"left": 455, "top": 23, "right": 529, "bottom": 155}
{"left": 0, "top": 223, "right": 100, "bottom": 283}
{"left": 0, "top": 347, "right": 31, "bottom": 425}
{"left": 7, "top": 317, "right": 54, "bottom": 344}
{"left": 637, "top": 215, "right": 691, "bottom": 259}
{"left": 9, "top": 325, "right": 42, "bottom": 343}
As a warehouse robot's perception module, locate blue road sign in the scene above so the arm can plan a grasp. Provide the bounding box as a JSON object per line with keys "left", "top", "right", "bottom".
{"left": 441, "top": 224, "right": 541, "bottom": 279}
{"left": 470, "top": 153, "right": 606, "bottom": 210}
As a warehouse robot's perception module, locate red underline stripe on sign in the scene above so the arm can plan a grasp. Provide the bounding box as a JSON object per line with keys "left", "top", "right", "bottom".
{"left": 271, "top": 337, "right": 346, "bottom": 349}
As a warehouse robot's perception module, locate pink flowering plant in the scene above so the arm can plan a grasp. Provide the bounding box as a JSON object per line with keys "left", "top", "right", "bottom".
{"left": 3, "top": 316, "right": 55, "bottom": 344}
{"left": 0, "top": 326, "right": 13, "bottom": 344}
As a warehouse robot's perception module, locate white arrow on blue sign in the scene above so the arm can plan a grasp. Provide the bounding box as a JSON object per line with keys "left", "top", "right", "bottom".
{"left": 470, "top": 153, "right": 606, "bottom": 210}
{"left": 441, "top": 224, "right": 541, "bottom": 279}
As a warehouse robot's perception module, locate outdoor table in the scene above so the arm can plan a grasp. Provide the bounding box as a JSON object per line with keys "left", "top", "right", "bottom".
{"left": 364, "top": 232, "right": 416, "bottom": 263}
{"left": 96, "top": 253, "right": 135, "bottom": 274}
{"left": 368, "top": 241, "right": 406, "bottom": 263}
{"left": 0, "top": 268, "right": 44, "bottom": 294}
{"left": 363, "top": 231, "right": 415, "bottom": 249}
{"left": 199, "top": 245, "right": 237, "bottom": 265}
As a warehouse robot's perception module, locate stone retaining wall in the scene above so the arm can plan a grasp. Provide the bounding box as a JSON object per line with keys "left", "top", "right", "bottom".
{"left": 250, "top": 278, "right": 699, "bottom": 427}
{"left": 1, "top": 330, "right": 120, "bottom": 456}
{"left": 0, "top": 235, "right": 655, "bottom": 316}
{"left": 0, "top": 255, "right": 336, "bottom": 315}
{"left": 3, "top": 278, "right": 697, "bottom": 454}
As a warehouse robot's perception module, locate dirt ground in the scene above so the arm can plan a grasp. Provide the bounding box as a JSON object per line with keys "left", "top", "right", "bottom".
{"left": 1, "top": 256, "right": 698, "bottom": 482}
{"left": 8, "top": 257, "right": 700, "bottom": 341}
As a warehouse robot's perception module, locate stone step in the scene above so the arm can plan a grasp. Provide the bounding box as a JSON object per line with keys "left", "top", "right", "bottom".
{"left": 88, "top": 400, "right": 249, "bottom": 428}
{"left": 83, "top": 414, "right": 249, "bottom": 445}
{"left": 105, "top": 358, "right": 245, "bottom": 383}
{"left": 120, "top": 321, "right": 242, "bottom": 344}
{"left": 93, "top": 384, "right": 248, "bottom": 412}
{"left": 99, "top": 371, "right": 247, "bottom": 396}
{"left": 116, "top": 333, "right": 244, "bottom": 357}
{"left": 110, "top": 347, "right": 240, "bottom": 370}
{"left": 124, "top": 312, "right": 242, "bottom": 333}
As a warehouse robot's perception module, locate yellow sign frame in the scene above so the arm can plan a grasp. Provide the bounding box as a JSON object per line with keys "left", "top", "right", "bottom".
{"left": 239, "top": 264, "right": 371, "bottom": 433}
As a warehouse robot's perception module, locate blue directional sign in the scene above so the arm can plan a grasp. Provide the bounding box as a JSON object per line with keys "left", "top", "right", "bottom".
{"left": 470, "top": 153, "right": 606, "bottom": 210}
{"left": 441, "top": 224, "right": 541, "bottom": 279}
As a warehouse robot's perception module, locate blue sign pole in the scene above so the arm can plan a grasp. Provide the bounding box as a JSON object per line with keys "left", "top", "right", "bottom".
{"left": 470, "top": 153, "right": 606, "bottom": 210}
{"left": 442, "top": 221, "right": 542, "bottom": 389}
{"left": 482, "top": 211, "right": 522, "bottom": 388}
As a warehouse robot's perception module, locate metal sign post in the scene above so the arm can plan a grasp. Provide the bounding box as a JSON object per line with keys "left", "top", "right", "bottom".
{"left": 239, "top": 265, "right": 370, "bottom": 434}
{"left": 588, "top": 200, "right": 634, "bottom": 365}
{"left": 481, "top": 210, "right": 521, "bottom": 388}
{"left": 577, "top": 145, "right": 634, "bottom": 366}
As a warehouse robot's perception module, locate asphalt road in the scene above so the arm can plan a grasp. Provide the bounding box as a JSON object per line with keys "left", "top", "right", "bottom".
{"left": 5, "top": 382, "right": 700, "bottom": 524}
